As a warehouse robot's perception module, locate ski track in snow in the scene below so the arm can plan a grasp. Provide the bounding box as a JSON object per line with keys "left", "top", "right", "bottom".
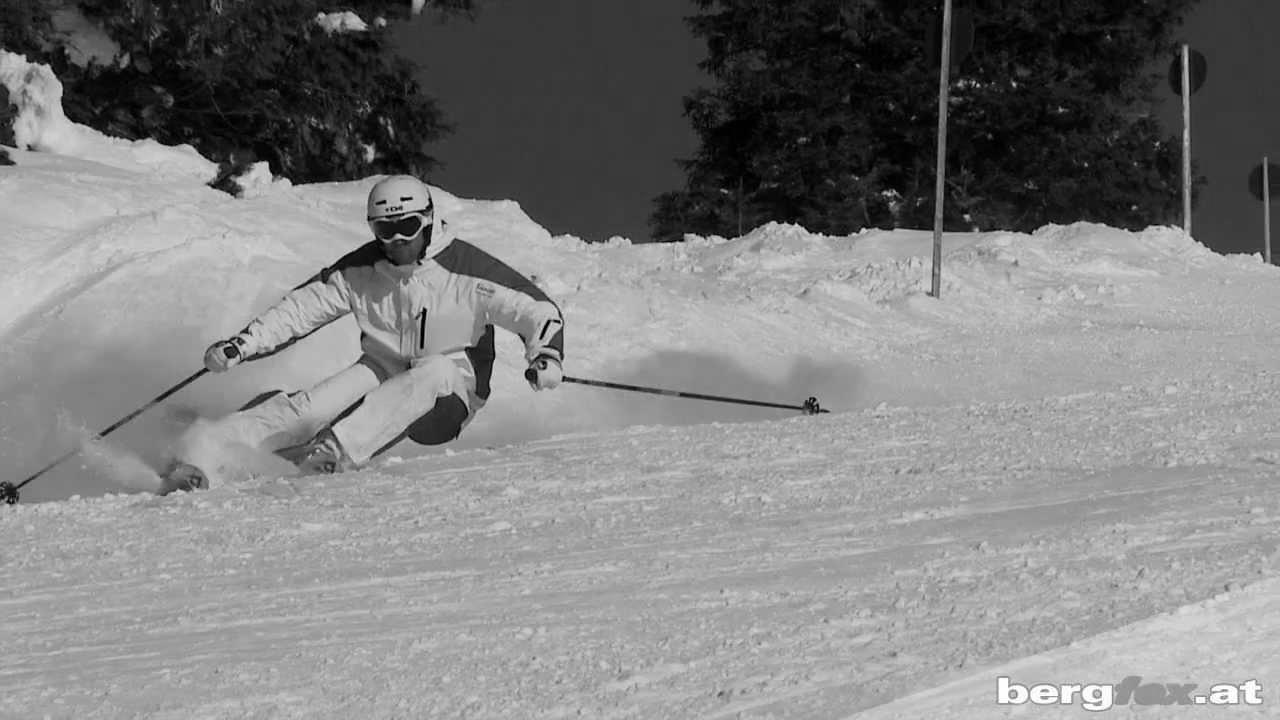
{"left": 6, "top": 228, "right": 1280, "bottom": 718}
{"left": 5, "top": 195, "right": 1280, "bottom": 717}
{"left": 7, "top": 308, "right": 1280, "bottom": 718}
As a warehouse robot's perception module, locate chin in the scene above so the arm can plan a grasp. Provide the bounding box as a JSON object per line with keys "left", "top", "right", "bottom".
{"left": 383, "top": 236, "right": 426, "bottom": 265}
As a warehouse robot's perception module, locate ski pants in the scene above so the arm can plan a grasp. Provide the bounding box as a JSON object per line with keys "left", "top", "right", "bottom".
{"left": 205, "top": 353, "right": 482, "bottom": 466}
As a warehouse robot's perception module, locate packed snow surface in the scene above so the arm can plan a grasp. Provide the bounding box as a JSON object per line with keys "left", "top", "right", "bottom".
{"left": 2, "top": 54, "right": 1280, "bottom": 718}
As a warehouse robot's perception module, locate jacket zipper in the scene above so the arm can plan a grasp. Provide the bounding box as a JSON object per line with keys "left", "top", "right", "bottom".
{"left": 396, "top": 278, "right": 409, "bottom": 357}
{"left": 418, "top": 308, "right": 427, "bottom": 350}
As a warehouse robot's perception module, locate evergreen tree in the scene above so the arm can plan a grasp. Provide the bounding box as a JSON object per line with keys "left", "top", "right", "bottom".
{"left": 2, "top": 0, "right": 475, "bottom": 185}
{"left": 0, "top": 0, "right": 57, "bottom": 59}
{"left": 651, "top": 0, "right": 1201, "bottom": 242}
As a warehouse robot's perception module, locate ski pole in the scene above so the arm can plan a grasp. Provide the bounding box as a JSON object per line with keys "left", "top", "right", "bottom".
{"left": 1, "top": 368, "right": 209, "bottom": 505}
{"left": 540, "top": 372, "right": 830, "bottom": 415}
{"left": 4, "top": 274, "right": 322, "bottom": 506}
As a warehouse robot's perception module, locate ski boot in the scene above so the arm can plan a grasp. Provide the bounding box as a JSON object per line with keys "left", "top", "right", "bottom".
{"left": 159, "top": 460, "right": 208, "bottom": 495}
{"left": 275, "top": 428, "right": 354, "bottom": 475}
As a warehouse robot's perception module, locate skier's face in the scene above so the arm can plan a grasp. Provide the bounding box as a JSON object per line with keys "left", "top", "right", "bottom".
{"left": 370, "top": 210, "right": 433, "bottom": 265}
{"left": 382, "top": 232, "right": 427, "bottom": 265}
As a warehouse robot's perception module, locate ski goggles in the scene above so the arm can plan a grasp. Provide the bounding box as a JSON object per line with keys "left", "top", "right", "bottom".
{"left": 368, "top": 210, "right": 432, "bottom": 242}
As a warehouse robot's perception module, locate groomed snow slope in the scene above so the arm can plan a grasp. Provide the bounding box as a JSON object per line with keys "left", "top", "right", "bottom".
{"left": 3, "top": 51, "right": 1280, "bottom": 718}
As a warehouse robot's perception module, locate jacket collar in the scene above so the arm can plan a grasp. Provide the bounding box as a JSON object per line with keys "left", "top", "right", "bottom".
{"left": 418, "top": 216, "right": 452, "bottom": 262}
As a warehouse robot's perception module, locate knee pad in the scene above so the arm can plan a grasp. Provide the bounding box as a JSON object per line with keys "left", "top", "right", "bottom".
{"left": 405, "top": 393, "right": 470, "bottom": 446}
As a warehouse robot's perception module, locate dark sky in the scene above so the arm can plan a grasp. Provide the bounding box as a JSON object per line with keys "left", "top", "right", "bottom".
{"left": 398, "top": 0, "right": 705, "bottom": 244}
{"left": 400, "top": 2, "right": 1280, "bottom": 254}
{"left": 1155, "top": 0, "right": 1280, "bottom": 257}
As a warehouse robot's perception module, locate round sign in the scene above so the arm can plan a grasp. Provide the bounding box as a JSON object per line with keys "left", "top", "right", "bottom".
{"left": 1248, "top": 162, "right": 1280, "bottom": 201}
{"left": 1168, "top": 49, "right": 1208, "bottom": 96}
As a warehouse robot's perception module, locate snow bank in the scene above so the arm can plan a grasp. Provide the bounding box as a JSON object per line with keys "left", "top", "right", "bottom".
{"left": 315, "top": 11, "right": 369, "bottom": 34}
{"left": 0, "top": 51, "right": 216, "bottom": 180}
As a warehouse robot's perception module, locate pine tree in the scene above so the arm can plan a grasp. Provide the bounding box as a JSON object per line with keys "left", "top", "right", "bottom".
{"left": 651, "top": 0, "right": 1201, "bottom": 242}
{"left": 3, "top": 0, "right": 476, "bottom": 185}
{"left": 0, "top": 0, "right": 57, "bottom": 59}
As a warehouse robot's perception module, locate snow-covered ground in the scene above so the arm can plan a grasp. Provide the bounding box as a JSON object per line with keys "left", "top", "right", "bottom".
{"left": 3, "top": 53, "right": 1280, "bottom": 718}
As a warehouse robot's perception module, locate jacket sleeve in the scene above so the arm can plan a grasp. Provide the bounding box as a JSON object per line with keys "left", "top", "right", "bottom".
{"left": 235, "top": 269, "right": 353, "bottom": 356}
{"left": 481, "top": 279, "right": 565, "bottom": 364}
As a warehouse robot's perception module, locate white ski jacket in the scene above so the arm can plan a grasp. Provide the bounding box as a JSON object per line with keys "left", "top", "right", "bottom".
{"left": 234, "top": 229, "right": 564, "bottom": 401}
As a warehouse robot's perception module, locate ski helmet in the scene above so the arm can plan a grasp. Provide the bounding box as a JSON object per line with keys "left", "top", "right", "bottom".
{"left": 366, "top": 175, "right": 433, "bottom": 221}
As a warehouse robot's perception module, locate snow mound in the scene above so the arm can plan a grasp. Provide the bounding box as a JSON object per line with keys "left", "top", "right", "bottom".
{"left": 0, "top": 50, "right": 216, "bottom": 180}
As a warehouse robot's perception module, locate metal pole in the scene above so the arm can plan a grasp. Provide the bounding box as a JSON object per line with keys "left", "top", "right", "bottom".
{"left": 930, "top": 0, "right": 953, "bottom": 299}
{"left": 1266, "top": 157, "right": 1272, "bottom": 264}
{"left": 738, "top": 175, "right": 744, "bottom": 237}
{"left": 1182, "top": 43, "right": 1192, "bottom": 236}
{"left": 547, "top": 374, "right": 829, "bottom": 414}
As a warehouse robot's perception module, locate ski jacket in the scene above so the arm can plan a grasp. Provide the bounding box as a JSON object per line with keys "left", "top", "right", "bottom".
{"left": 235, "top": 229, "right": 564, "bottom": 402}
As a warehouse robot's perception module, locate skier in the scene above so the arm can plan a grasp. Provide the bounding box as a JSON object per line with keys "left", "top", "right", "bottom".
{"left": 161, "top": 175, "right": 565, "bottom": 492}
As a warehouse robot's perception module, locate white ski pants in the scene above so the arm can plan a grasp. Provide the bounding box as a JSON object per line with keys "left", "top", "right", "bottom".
{"left": 198, "top": 354, "right": 480, "bottom": 466}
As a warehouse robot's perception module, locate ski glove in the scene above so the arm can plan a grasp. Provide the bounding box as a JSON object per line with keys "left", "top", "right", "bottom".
{"left": 204, "top": 336, "right": 250, "bottom": 372}
{"left": 525, "top": 354, "right": 563, "bottom": 391}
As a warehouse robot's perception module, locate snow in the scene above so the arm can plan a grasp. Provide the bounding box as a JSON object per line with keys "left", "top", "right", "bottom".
{"left": 0, "top": 51, "right": 216, "bottom": 180}
{"left": 315, "top": 11, "right": 370, "bottom": 34}
{"left": 48, "top": 5, "right": 119, "bottom": 68}
{"left": 234, "top": 161, "right": 293, "bottom": 198}
{"left": 3, "top": 56, "right": 1280, "bottom": 719}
